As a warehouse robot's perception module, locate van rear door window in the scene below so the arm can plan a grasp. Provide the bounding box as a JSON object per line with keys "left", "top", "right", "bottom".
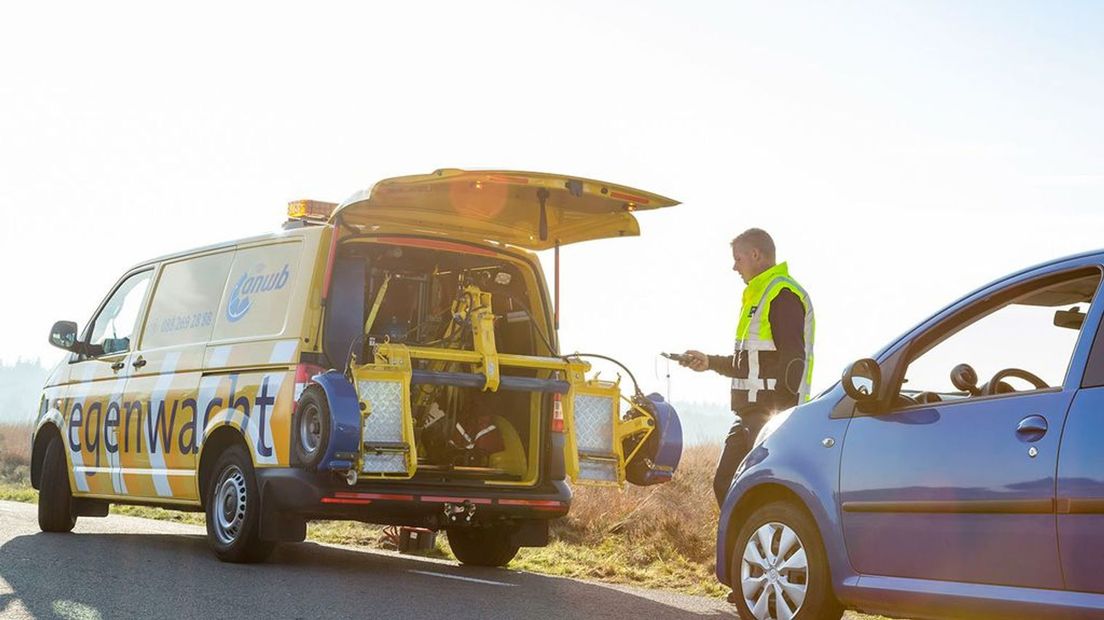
{"left": 212, "top": 242, "right": 301, "bottom": 341}
{"left": 141, "top": 251, "right": 234, "bottom": 350}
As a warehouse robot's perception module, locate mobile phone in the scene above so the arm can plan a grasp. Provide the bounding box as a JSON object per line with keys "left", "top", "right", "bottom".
{"left": 661, "top": 352, "right": 691, "bottom": 364}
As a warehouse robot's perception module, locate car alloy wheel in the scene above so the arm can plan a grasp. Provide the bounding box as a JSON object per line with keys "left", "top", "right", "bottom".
{"left": 740, "top": 521, "right": 808, "bottom": 620}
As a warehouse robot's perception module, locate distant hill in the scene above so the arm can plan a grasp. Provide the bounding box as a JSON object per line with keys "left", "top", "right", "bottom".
{"left": 0, "top": 360, "right": 51, "bottom": 424}
{"left": 669, "top": 400, "right": 732, "bottom": 445}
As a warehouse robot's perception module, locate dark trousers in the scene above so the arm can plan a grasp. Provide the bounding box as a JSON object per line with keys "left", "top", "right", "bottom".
{"left": 713, "top": 407, "right": 770, "bottom": 507}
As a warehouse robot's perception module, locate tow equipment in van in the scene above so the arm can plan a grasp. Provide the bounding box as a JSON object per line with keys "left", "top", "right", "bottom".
{"left": 32, "top": 169, "right": 683, "bottom": 568}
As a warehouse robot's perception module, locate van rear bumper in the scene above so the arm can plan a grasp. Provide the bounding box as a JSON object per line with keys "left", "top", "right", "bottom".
{"left": 255, "top": 467, "right": 572, "bottom": 527}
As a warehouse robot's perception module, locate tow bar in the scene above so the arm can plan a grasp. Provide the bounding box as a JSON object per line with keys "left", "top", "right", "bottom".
{"left": 444, "top": 500, "right": 477, "bottom": 524}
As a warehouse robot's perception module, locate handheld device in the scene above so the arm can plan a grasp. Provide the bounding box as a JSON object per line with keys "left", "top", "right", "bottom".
{"left": 661, "top": 352, "right": 692, "bottom": 364}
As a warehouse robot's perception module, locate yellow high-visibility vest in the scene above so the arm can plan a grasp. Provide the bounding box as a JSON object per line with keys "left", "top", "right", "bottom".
{"left": 733, "top": 262, "right": 815, "bottom": 405}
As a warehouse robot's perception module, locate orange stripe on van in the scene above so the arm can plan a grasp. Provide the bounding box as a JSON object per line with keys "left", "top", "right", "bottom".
{"left": 421, "top": 496, "right": 494, "bottom": 505}
{"left": 485, "top": 174, "right": 530, "bottom": 184}
{"left": 334, "top": 492, "right": 415, "bottom": 502}
{"left": 496, "top": 499, "right": 565, "bottom": 508}
{"left": 322, "top": 497, "right": 373, "bottom": 505}
{"left": 608, "top": 191, "right": 650, "bottom": 205}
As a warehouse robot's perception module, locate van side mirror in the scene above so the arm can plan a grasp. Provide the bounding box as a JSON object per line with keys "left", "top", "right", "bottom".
{"left": 48, "top": 321, "right": 80, "bottom": 352}
{"left": 842, "top": 358, "right": 881, "bottom": 402}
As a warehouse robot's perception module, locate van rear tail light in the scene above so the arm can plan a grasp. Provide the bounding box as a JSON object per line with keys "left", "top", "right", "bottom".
{"left": 294, "top": 363, "right": 327, "bottom": 403}
{"left": 551, "top": 393, "right": 564, "bottom": 433}
{"left": 295, "top": 363, "right": 327, "bottom": 385}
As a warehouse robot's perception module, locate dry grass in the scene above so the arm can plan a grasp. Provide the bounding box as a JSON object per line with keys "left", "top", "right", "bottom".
{"left": 512, "top": 443, "right": 724, "bottom": 595}
{"left": 0, "top": 423, "right": 32, "bottom": 487}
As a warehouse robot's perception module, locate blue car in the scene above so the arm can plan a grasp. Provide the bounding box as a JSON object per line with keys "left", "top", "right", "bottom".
{"left": 717, "top": 250, "right": 1104, "bottom": 620}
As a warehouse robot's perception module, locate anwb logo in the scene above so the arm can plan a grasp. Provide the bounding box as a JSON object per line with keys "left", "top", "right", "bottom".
{"left": 226, "top": 264, "right": 290, "bottom": 323}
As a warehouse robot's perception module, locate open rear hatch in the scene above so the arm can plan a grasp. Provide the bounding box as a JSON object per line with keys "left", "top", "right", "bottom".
{"left": 331, "top": 169, "right": 680, "bottom": 250}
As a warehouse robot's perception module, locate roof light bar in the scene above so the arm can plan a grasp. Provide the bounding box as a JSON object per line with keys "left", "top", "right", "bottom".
{"left": 288, "top": 199, "right": 338, "bottom": 221}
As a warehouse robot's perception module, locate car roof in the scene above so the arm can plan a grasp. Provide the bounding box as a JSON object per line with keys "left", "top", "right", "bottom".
{"left": 985, "top": 248, "right": 1104, "bottom": 287}
{"left": 127, "top": 225, "right": 324, "bottom": 272}
{"left": 872, "top": 247, "right": 1104, "bottom": 362}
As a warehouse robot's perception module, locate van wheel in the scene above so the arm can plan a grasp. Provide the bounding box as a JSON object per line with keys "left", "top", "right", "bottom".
{"left": 205, "top": 444, "right": 275, "bottom": 563}
{"left": 292, "top": 387, "right": 329, "bottom": 469}
{"left": 38, "top": 435, "right": 77, "bottom": 533}
{"left": 731, "top": 502, "right": 842, "bottom": 620}
{"left": 447, "top": 525, "right": 520, "bottom": 567}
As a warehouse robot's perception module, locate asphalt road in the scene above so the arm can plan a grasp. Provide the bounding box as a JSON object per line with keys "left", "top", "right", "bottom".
{"left": 0, "top": 501, "right": 735, "bottom": 619}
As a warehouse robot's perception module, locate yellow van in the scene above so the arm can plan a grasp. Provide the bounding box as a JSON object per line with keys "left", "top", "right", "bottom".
{"left": 31, "top": 169, "right": 683, "bottom": 566}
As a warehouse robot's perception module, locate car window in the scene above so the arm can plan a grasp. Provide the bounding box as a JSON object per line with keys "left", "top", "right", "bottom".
{"left": 898, "top": 272, "right": 1101, "bottom": 404}
{"left": 141, "top": 251, "right": 234, "bottom": 350}
{"left": 86, "top": 270, "right": 153, "bottom": 357}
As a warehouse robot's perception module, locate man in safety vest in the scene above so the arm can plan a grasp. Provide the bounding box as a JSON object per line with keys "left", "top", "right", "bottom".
{"left": 681, "top": 228, "right": 815, "bottom": 507}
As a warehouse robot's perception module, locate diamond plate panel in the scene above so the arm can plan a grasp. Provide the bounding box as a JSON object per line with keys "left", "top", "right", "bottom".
{"left": 358, "top": 380, "right": 405, "bottom": 444}
{"left": 578, "top": 457, "right": 618, "bottom": 482}
{"left": 573, "top": 394, "right": 615, "bottom": 455}
{"left": 361, "top": 452, "right": 408, "bottom": 474}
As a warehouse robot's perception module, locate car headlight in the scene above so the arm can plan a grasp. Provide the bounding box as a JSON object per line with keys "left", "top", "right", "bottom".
{"left": 753, "top": 406, "right": 795, "bottom": 448}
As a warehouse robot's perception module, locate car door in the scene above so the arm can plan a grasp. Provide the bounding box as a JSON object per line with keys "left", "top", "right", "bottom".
{"left": 121, "top": 250, "right": 234, "bottom": 502}
{"left": 1056, "top": 292, "right": 1104, "bottom": 594}
{"left": 839, "top": 266, "right": 1101, "bottom": 590}
{"left": 65, "top": 268, "right": 153, "bottom": 497}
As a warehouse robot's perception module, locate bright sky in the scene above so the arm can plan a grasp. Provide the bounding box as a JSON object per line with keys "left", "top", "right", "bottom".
{"left": 2, "top": 1, "right": 1103, "bottom": 411}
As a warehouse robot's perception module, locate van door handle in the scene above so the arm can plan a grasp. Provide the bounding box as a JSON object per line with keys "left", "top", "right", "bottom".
{"left": 132, "top": 357, "right": 147, "bottom": 369}
{"left": 1015, "top": 414, "right": 1048, "bottom": 442}
{"left": 111, "top": 361, "right": 125, "bottom": 371}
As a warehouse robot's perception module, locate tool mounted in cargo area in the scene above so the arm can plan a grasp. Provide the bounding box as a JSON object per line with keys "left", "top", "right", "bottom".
{"left": 343, "top": 271, "right": 678, "bottom": 486}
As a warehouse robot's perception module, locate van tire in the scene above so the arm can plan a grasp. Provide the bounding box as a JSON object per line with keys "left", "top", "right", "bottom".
{"left": 292, "top": 387, "right": 329, "bottom": 469}
{"left": 205, "top": 444, "right": 275, "bottom": 563}
{"left": 731, "top": 501, "right": 842, "bottom": 620}
{"left": 38, "top": 435, "right": 77, "bottom": 533}
{"left": 447, "top": 525, "right": 520, "bottom": 567}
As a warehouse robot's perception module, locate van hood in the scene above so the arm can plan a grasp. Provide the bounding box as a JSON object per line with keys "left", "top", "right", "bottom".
{"left": 331, "top": 169, "right": 679, "bottom": 251}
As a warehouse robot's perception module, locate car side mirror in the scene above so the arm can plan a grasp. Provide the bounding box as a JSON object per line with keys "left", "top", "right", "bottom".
{"left": 842, "top": 358, "right": 881, "bottom": 402}
{"left": 48, "top": 320, "right": 81, "bottom": 352}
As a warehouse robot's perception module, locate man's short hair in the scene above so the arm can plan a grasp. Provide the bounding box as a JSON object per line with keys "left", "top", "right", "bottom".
{"left": 731, "top": 228, "right": 776, "bottom": 261}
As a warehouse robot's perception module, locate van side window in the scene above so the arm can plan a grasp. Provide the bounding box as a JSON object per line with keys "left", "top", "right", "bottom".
{"left": 86, "top": 270, "right": 153, "bottom": 357}
{"left": 211, "top": 242, "right": 301, "bottom": 341}
{"left": 141, "top": 251, "right": 234, "bottom": 350}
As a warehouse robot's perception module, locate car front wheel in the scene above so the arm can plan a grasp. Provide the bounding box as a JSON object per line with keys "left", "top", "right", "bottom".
{"left": 731, "top": 501, "right": 842, "bottom": 620}
{"left": 38, "top": 435, "right": 77, "bottom": 533}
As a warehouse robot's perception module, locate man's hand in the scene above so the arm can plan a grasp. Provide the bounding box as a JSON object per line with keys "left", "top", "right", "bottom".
{"left": 682, "top": 350, "right": 709, "bottom": 372}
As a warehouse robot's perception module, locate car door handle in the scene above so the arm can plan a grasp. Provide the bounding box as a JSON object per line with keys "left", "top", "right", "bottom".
{"left": 111, "top": 361, "right": 125, "bottom": 371}
{"left": 132, "top": 357, "right": 147, "bottom": 369}
{"left": 1015, "top": 414, "right": 1048, "bottom": 442}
